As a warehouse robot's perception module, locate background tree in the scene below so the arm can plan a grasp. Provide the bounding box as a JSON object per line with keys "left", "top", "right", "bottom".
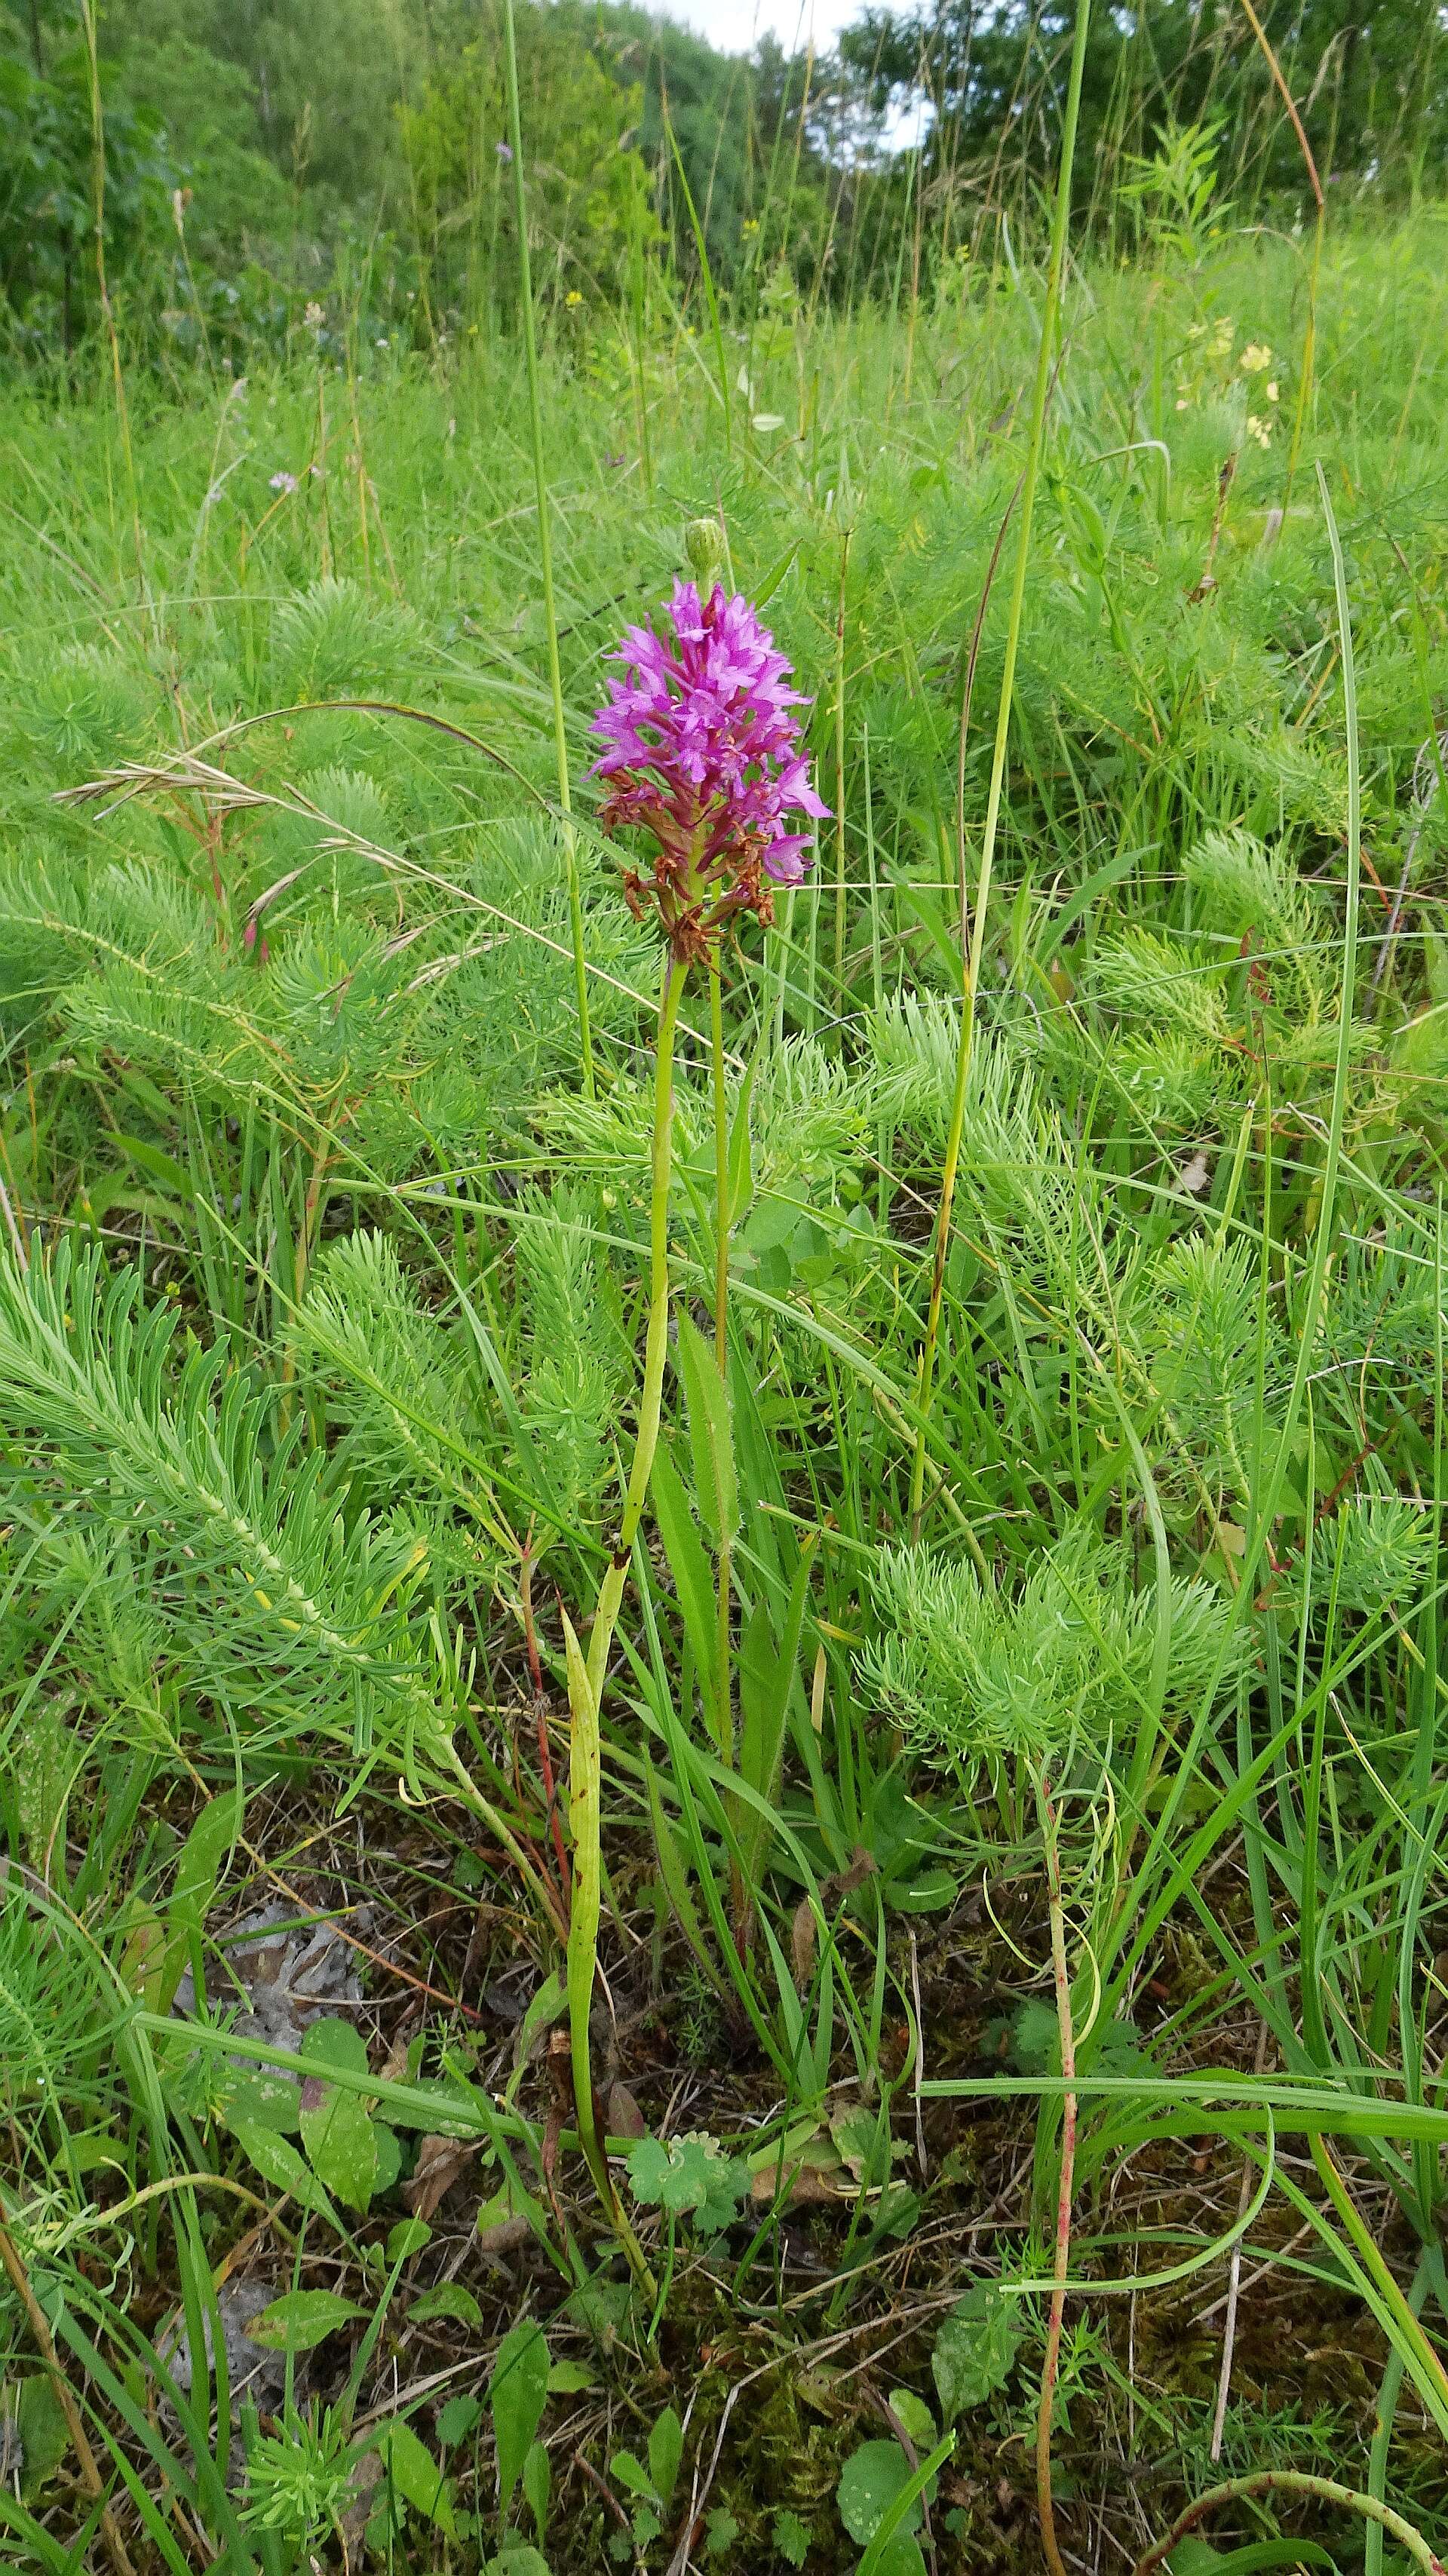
{"left": 840, "top": 0, "right": 1448, "bottom": 237}
{"left": 2, "top": 0, "right": 1446, "bottom": 367}
{"left": 0, "top": 39, "right": 174, "bottom": 355}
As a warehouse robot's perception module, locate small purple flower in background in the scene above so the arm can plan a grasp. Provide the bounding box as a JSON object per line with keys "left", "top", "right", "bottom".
{"left": 268, "top": 470, "right": 299, "bottom": 495}
{"left": 495, "top": 140, "right": 514, "bottom": 163}
{"left": 591, "top": 552, "right": 827, "bottom": 961}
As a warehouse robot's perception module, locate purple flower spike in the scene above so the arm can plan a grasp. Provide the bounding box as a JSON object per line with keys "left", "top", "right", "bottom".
{"left": 591, "top": 577, "right": 827, "bottom": 959}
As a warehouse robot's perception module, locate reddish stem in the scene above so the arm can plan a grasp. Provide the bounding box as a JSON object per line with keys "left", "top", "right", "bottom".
{"left": 1035, "top": 1766, "right": 1076, "bottom": 2576}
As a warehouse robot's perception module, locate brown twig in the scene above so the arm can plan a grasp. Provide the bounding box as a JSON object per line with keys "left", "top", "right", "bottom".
{"left": 572, "top": 2449, "right": 630, "bottom": 2530}
{"left": 1210, "top": 2021, "right": 1271, "bottom": 2459}
{"left": 0, "top": 2215, "right": 138, "bottom": 2576}
{"left": 1371, "top": 847, "right": 1416, "bottom": 997}
{"left": 664, "top": 2381, "right": 744, "bottom": 2576}
{"left": 574, "top": 2449, "right": 645, "bottom": 2571}
{"left": 236, "top": 1845, "right": 491, "bottom": 2022}
{"left": 1186, "top": 451, "right": 1238, "bottom": 603}
{"left": 0, "top": 1167, "right": 27, "bottom": 1265}
{"left": 1236, "top": 0, "right": 1324, "bottom": 511}
{"left": 1236, "top": 0, "right": 1324, "bottom": 209}
{"left": 878, "top": 2392, "right": 939, "bottom": 2576}
{"left": 1371, "top": 724, "right": 1446, "bottom": 995}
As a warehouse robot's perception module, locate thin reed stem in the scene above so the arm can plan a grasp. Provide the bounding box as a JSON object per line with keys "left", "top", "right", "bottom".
{"left": 907, "top": 0, "right": 1094, "bottom": 1532}
{"left": 1236, "top": 0, "right": 1325, "bottom": 515}
{"left": 502, "top": 0, "right": 594, "bottom": 1099}
{"left": 78, "top": 0, "right": 146, "bottom": 618}
{"left": 1285, "top": 201, "right": 1324, "bottom": 509}
{"left": 833, "top": 529, "right": 851, "bottom": 989}
{"left": 1035, "top": 1768, "right": 1077, "bottom": 2576}
{"left": 562, "top": 1620, "right": 655, "bottom": 2300}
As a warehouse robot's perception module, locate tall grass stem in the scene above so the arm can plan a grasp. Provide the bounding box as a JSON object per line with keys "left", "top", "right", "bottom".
{"left": 833, "top": 530, "right": 851, "bottom": 988}
{"left": 502, "top": 0, "right": 594, "bottom": 1099}
{"left": 1236, "top": 0, "right": 1325, "bottom": 511}
{"left": 907, "top": 0, "right": 1094, "bottom": 1529}
{"left": 1035, "top": 1770, "right": 1077, "bottom": 2576}
{"left": 79, "top": 0, "right": 146, "bottom": 617}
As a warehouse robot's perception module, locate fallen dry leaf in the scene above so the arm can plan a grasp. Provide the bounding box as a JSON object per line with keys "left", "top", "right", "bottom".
{"left": 403, "top": 2133, "right": 479, "bottom": 2220}
{"left": 793, "top": 1848, "right": 876, "bottom": 1992}
{"left": 606, "top": 2079, "right": 646, "bottom": 2139}
{"left": 155, "top": 2274, "right": 290, "bottom": 2421}
{"left": 475, "top": 2211, "right": 532, "bottom": 2261}
{"left": 339, "top": 2449, "right": 383, "bottom": 2569}
{"left": 376, "top": 2022, "right": 417, "bottom": 2088}
{"left": 173, "top": 1901, "right": 367, "bottom": 2050}
{"left": 790, "top": 1897, "right": 815, "bottom": 1992}
{"left": 749, "top": 2149, "right": 846, "bottom": 2210}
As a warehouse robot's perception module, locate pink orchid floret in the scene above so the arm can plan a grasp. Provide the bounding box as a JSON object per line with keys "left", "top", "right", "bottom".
{"left": 591, "top": 578, "right": 828, "bottom": 956}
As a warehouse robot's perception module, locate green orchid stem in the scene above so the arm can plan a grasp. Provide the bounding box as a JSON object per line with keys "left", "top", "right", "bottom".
{"left": 709, "top": 952, "right": 733, "bottom": 1766}
{"left": 584, "top": 950, "right": 688, "bottom": 1710}
{"left": 709, "top": 955, "right": 729, "bottom": 1368}
{"left": 563, "top": 948, "right": 686, "bottom": 2305}
{"left": 907, "top": 0, "right": 1093, "bottom": 1535}
{"left": 562, "top": 1618, "right": 656, "bottom": 2305}
{"left": 1035, "top": 1768, "right": 1076, "bottom": 2576}
{"left": 1134, "top": 2471, "right": 1447, "bottom": 2576}
{"left": 502, "top": 0, "right": 594, "bottom": 1101}
{"left": 710, "top": 946, "right": 748, "bottom": 1948}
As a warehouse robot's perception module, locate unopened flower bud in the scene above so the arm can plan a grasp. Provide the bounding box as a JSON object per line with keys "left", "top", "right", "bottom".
{"left": 684, "top": 517, "right": 726, "bottom": 591}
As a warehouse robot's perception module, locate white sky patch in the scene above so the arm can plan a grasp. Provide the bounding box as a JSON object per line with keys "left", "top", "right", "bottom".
{"left": 663, "top": 0, "right": 861, "bottom": 56}
{"left": 653, "top": 0, "right": 933, "bottom": 151}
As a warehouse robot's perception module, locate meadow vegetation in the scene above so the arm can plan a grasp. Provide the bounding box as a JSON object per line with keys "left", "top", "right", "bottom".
{"left": 5, "top": 10, "right": 1448, "bottom": 2573}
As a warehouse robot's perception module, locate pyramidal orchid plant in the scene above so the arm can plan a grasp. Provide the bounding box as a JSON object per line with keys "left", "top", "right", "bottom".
{"left": 559, "top": 528, "right": 824, "bottom": 2283}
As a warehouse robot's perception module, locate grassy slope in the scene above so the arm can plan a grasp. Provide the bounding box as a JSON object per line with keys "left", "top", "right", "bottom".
{"left": 1, "top": 209, "right": 1448, "bottom": 2570}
